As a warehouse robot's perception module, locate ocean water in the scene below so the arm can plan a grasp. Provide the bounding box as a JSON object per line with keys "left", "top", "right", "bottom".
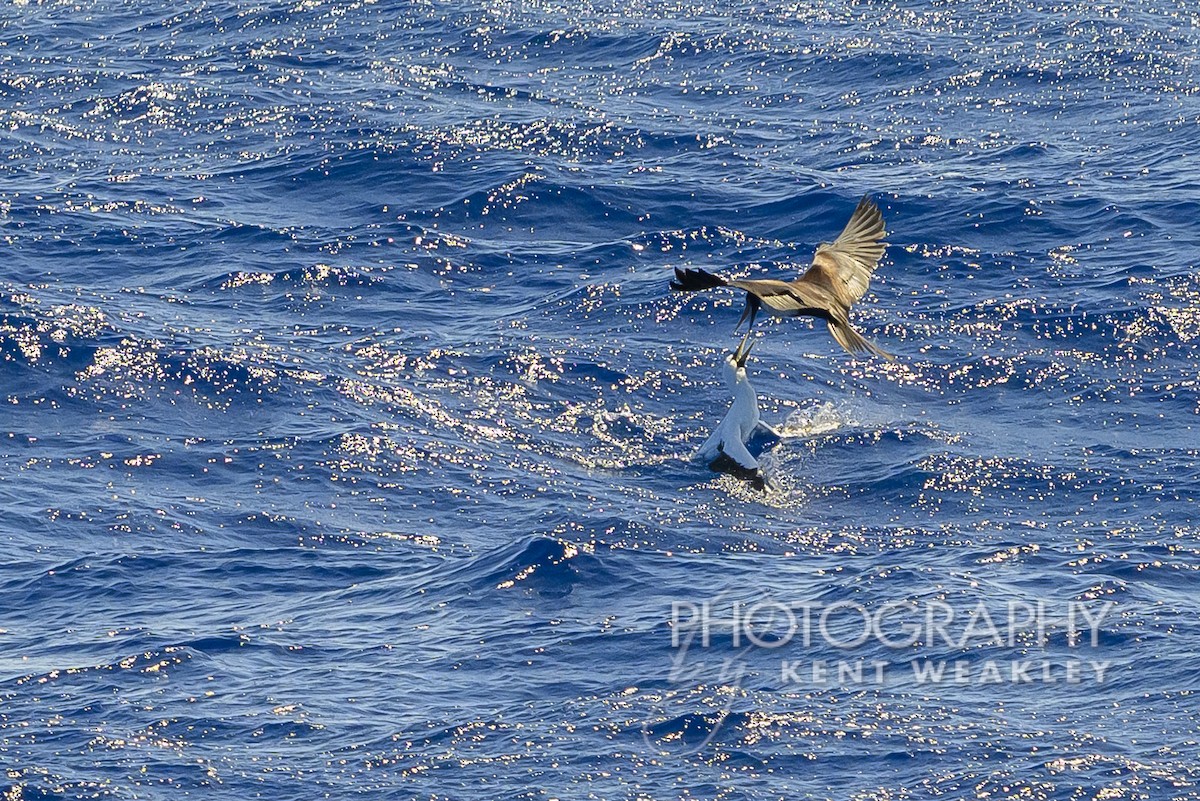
{"left": 3, "top": 0, "right": 1200, "bottom": 798}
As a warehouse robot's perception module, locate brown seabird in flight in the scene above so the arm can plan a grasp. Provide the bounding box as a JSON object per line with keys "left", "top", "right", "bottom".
{"left": 670, "top": 195, "right": 893, "bottom": 360}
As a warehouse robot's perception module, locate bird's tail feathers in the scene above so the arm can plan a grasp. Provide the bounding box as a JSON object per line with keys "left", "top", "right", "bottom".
{"left": 670, "top": 267, "right": 728, "bottom": 292}
{"left": 827, "top": 319, "right": 894, "bottom": 361}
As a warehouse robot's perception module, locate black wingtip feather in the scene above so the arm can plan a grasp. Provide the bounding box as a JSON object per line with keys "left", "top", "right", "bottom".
{"left": 708, "top": 450, "right": 767, "bottom": 491}
{"left": 669, "top": 267, "right": 728, "bottom": 292}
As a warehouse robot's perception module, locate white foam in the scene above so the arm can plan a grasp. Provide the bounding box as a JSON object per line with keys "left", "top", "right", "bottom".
{"left": 778, "top": 401, "right": 851, "bottom": 437}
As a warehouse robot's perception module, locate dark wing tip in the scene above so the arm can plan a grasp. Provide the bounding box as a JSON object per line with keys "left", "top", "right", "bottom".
{"left": 708, "top": 448, "right": 767, "bottom": 491}
{"left": 670, "top": 267, "right": 727, "bottom": 292}
{"left": 669, "top": 266, "right": 686, "bottom": 290}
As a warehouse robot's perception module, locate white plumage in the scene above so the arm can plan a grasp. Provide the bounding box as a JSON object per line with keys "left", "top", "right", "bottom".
{"left": 694, "top": 333, "right": 779, "bottom": 489}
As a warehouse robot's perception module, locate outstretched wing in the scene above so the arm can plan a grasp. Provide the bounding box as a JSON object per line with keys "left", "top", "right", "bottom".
{"left": 796, "top": 195, "right": 887, "bottom": 309}
{"left": 727, "top": 278, "right": 836, "bottom": 318}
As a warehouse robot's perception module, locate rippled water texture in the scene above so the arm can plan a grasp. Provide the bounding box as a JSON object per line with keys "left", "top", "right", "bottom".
{"left": 2, "top": 0, "right": 1200, "bottom": 798}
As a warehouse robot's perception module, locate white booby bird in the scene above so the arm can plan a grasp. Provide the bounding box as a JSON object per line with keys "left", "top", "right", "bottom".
{"left": 694, "top": 332, "right": 779, "bottom": 490}
{"left": 670, "top": 195, "right": 893, "bottom": 360}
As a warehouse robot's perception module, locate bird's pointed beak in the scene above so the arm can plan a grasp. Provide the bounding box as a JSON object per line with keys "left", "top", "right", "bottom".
{"left": 734, "top": 331, "right": 753, "bottom": 368}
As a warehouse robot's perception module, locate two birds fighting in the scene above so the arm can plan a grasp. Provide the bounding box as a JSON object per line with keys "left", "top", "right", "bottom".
{"left": 671, "top": 195, "right": 891, "bottom": 488}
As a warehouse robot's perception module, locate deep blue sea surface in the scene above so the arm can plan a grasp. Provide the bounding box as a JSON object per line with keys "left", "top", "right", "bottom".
{"left": 3, "top": 0, "right": 1200, "bottom": 798}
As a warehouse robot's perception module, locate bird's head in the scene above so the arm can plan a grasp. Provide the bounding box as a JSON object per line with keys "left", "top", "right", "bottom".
{"left": 723, "top": 333, "right": 753, "bottom": 385}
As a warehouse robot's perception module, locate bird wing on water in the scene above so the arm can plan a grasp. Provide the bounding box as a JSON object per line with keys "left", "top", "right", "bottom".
{"left": 715, "top": 436, "right": 759, "bottom": 471}
{"left": 795, "top": 195, "right": 886, "bottom": 309}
